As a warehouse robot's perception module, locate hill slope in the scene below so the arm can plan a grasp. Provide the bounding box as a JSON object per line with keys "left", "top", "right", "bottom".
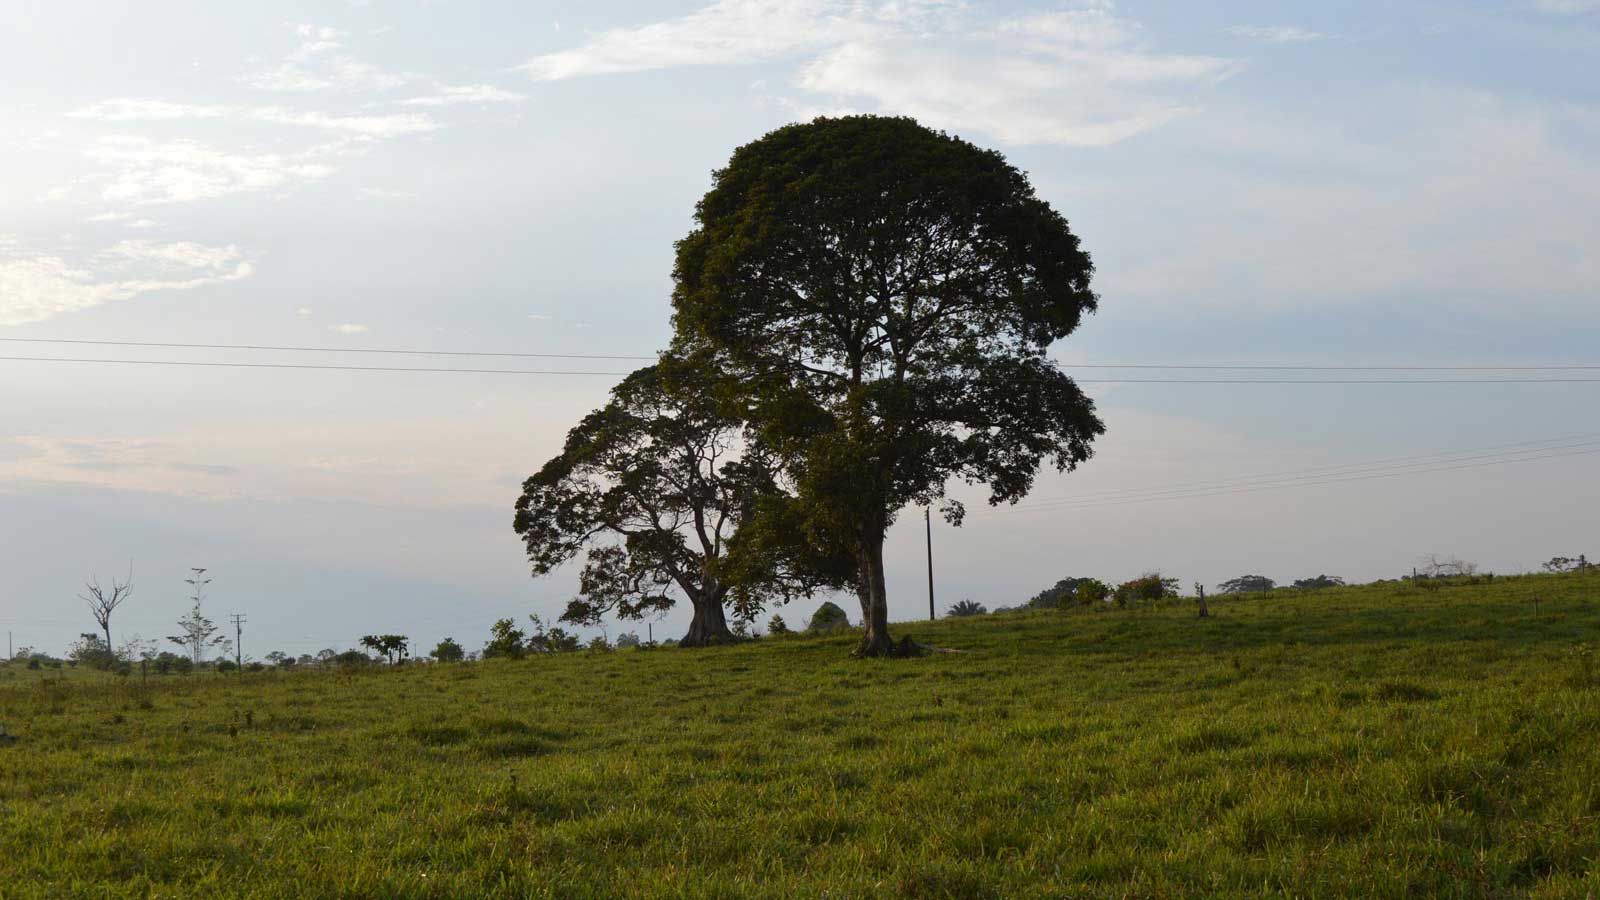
{"left": 3, "top": 572, "right": 1598, "bottom": 898}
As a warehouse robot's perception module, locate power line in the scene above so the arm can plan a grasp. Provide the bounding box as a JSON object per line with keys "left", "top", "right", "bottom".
{"left": 1005, "top": 433, "right": 1600, "bottom": 508}
{"left": 3, "top": 337, "right": 1596, "bottom": 371}
{"left": 976, "top": 445, "right": 1600, "bottom": 516}
{"left": 5, "top": 356, "right": 1600, "bottom": 382}
{"left": 0, "top": 356, "right": 629, "bottom": 375}
{"left": 0, "top": 337, "right": 656, "bottom": 361}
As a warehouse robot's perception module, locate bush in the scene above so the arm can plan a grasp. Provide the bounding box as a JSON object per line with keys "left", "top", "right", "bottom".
{"left": 1025, "top": 577, "right": 1087, "bottom": 609}
{"left": 807, "top": 602, "right": 852, "bottom": 633}
{"left": 68, "top": 634, "right": 116, "bottom": 670}
{"left": 216, "top": 659, "right": 239, "bottom": 673}
{"left": 946, "top": 599, "right": 987, "bottom": 617}
{"left": 1114, "top": 573, "right": 1178, "bottom": 607}
{"left": 334, "top": 650, "right": 370, "bottom": 667}
{"left": 1075, "top": 579, "right": 1110, "bottom": 606}
{"left": 615, "top": 632, "right": 641, "bottom": 649}
{"left": 430, "top": 638, "right": 466, "bottom": 662}
{"left": 1292, "top": 575, "right": 1346, "bottom": 590}
{"left": 767, "top": 615, "right": 791, "bottom": 635}
{"left": 483, "top": 618, "right": 527, "bottom": 659}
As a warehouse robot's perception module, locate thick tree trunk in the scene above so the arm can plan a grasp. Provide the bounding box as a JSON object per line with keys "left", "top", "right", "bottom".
{"left": 679, "top": 593, "right": 734, "bottom": 647}
{"left": 854, "top": 533, "right": 897, "bottom": 657}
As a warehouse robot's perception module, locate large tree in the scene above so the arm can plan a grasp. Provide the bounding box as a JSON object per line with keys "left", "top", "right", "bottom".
{"left": 514, "top": 362, "right": 826, "bottom": 647}
{"left": 672, "top": 116, "right": 1104, "bottom": 656}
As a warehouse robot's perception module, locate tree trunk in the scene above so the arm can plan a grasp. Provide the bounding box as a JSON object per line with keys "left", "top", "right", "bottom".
{"left": 854, "top": 533, "right": 897, "bottom": 657}
{"left": 680, "top": 593, "right": 734, "bottom": 647}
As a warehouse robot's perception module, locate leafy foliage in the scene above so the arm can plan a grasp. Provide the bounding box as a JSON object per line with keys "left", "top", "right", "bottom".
{"left": 483, "top": 619, "right": 526, "bottom": 660}
{"left": 1074, "top": 579, "right": 1111, "bottom": 606}
{"left": 360, "top": 635, "right": 410, "bottom": 665}
{"left": 1025, "top": 577, "right": 1087, "bottom": 609}
{"left": 166, "top": 600, "right": 228, "bottom": 665}
{"left": 1218, "top": 575, "right": 1276, "bottom": 595}
{"left": 430, "top": 638, "right": 465, "bottom": 663}
{"left": 1113, "top": 574, "right": 1179, "bottom": 607}
{"left": 515, "top": 362, "right": 821, "bottom": 647}
{"left": 806, "top": 602, "right": 852, "bottom": 634}
{"left": 1292, "top": 575, "right": 1347, "bottom": 590}
{"left": 946, "top": 600, "right": 987, "bottom": 618}
{"left": 67, "top": 634, "right": 115, "bottom": 670}
{"left": 671, "top": 115, "right": 1103, "bottom": 655}
{"left": 1542, "top": 556, "right": 1592, "bottom": 574}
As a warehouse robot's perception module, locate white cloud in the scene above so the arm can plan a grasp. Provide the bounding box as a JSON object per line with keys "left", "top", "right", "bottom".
{"left": 517, "top": 0, "right": 887, "bottom": 80}
{"left": 69, "top": 97, "right": 439, "bottom": 139}
{"left": 68, "top": 98, "right": 229, "bottom": 121}
{"left": 250, "top": 107, "right": 438, "bottom": 137}
{"left": 1103, "top": 89, "right": 1600, "bottom": 314}
{"left": 87, "top": 211, "right": 131, "bottom": 223}
{"left": 0, "top": 240, "right": 253, "bottom": 326}
{"left": 297, "top": 306, "right": 313, "bottom": 316}
{"left": 400, "top": 84, "right": 526, "bottom": 106}
{"left": 526, "top": 313, "right": 551, "bottom": 321}
{"left": 330, "top": 323, "right": 368, "bottom": 334}
{"left": 520, "top": 1, "right": 1236, "bottom": 147}
{"left": 86, "top": 136, "right": 336, "bottom": 205}
{"left": 1225, "top": 25, "right": 1331, "bottom": 44}
{"left": 246, "top": 23, "right": 412, "bottom": 92}
{"left": 798, "top": 9, "right": 1238, "bottom": 146}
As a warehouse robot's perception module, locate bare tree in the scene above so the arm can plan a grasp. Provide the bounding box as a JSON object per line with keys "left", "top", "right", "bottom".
{"left": 1419, "top": 554, "right": 1477, "bottom": 578}
{"left": 79, "top": 564, "right": 133, "bottom": 656}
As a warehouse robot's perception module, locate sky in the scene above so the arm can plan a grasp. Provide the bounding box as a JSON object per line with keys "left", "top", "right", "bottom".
{"left": 2, "top": 0, "right": 1598, "bottom": 660}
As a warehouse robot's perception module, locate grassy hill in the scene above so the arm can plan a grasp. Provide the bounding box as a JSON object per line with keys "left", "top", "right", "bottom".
{"left": 3, "top": 571, "right": 1598, "bottom": 898}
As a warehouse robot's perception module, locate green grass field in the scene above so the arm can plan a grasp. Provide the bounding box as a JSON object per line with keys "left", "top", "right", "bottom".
{"left": 3, "top": 571, "right": 1599, "bottom": 898}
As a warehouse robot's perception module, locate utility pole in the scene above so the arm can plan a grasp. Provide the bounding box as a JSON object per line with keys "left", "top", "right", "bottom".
{"left": 925, "top": 507, "right": 935, "bottom": 621}
{"left": 230, "top": 614, "right": 246, "bottom": 667}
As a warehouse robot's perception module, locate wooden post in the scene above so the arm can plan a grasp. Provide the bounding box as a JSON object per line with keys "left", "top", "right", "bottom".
{"left": 925, "top": 507, "right": 935, "bottom": 621}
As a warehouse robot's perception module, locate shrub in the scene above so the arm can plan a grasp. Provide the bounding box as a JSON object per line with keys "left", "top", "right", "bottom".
{"left": 430, "top": 638, "right": 466, "bottom": 662}
{"left": 68, "top": 634, "right": 116, "bottom": 670}
{"left": 483, "top": 618, "right": 526, "bottom": 659}
{"left": 1075, "top": 579, "right": 1110, "bottom": 606}
{"left": 1114, "top": 573, "right": 1178, "bottom": 607}
{"left": 1025, "top": 577, "right": 1086, "bottom": 609}
{"left": 615, "top": 632, "right": 641, "bottom": 649}
{"left": 333, "top": 650, "right": 369, "bottom": 667}
{"left": 216, "top": 659, "right": 239, "bottom": 673}
{"left": 946, "top": 600, "right": 987, "bottom": 617}
{"left": 807, "top": 602, "right": 851, "bottom": 633}
{"left": 767, "top": 615, "right": 791, "bottom": 635}
{"left": 1292, "top": 575, "right": 1345, "bottom": 590}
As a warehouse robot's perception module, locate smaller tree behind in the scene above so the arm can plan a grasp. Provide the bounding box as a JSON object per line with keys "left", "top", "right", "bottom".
{"left": 947, "top": 600, "right": 987, "bottom": 618}
{"left": 168, "top": 568, "right": 228, "bottom": 666}
{"left": 430, "top": 638, "right": 465, "bottom": 662}
{"left": 1218, "top": 575, "right": 1276, "bottom": 595}
{"left": 1075, "top": 579, "right": 1110, "bottom": 606}
{"left": 1292, "top": 575, "right": 1346, "bottom": 590}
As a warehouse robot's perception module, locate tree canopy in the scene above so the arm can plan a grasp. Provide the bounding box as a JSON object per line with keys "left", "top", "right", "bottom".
{"left": 1218, "top": 575, "right": 1276, "bottom": 595}
{"left": 672, "top": 115, "right": 1103, "bottom": 655}
{"left": 514, "top": 362, "right": 829, "bottom": 646}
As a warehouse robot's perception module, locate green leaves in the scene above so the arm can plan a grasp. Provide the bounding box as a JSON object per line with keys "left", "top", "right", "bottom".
{"left": 670, "top": 115, "right": 1106, "bottom": 650}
